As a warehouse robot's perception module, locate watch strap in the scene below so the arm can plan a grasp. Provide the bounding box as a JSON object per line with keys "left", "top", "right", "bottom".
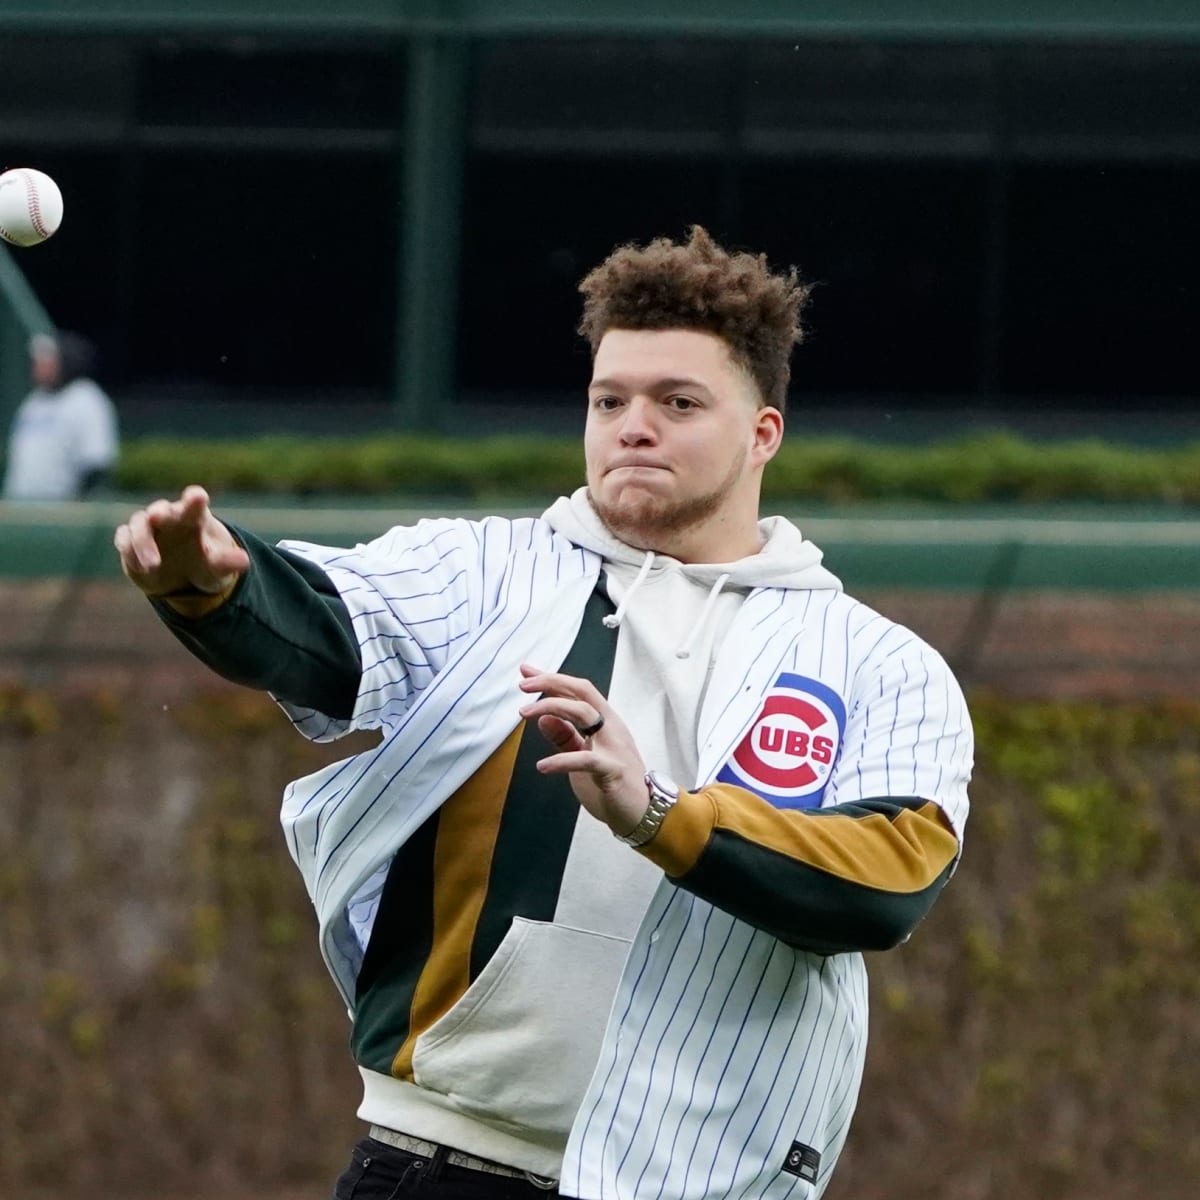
{"left": 615, "top": 771, "right": 681, "bottom": 847}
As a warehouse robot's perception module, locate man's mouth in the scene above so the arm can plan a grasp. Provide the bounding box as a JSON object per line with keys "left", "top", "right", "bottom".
{"left": 608, "top": 461, "right": 669, "bottom": 473}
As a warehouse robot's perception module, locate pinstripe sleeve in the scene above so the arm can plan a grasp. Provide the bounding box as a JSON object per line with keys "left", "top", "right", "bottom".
{"left": 153, "top": 518, "right": 484, "bottom": 745}
{"left": 276, "top": 516, "right": 536, "bottom": 740}
{"left": 638, "top": 643, "right": 972, "bottom": 955}
{"left": 833, "top": 638, "right": 972, "bottom": 836}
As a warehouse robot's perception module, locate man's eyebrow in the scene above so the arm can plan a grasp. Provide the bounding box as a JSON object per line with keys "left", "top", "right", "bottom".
{"left": 588, "top": 376, "right": 712, "bottom": 393}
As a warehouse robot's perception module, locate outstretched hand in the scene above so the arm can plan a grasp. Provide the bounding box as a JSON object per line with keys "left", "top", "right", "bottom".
{"left": 113, "top": 485, "right": 249, "bottom": 597}
{"left": 518, "top": 664, "right": 649, "bottom": 838}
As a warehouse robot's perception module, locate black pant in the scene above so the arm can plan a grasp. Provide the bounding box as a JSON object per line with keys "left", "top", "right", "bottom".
{"left": 331, "top": 1137, "right": 563, "bottom": 1200}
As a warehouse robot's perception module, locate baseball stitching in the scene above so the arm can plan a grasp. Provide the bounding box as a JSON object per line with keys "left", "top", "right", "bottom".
{"left": 17, "top": 170, "right": 50, "bottom": 240}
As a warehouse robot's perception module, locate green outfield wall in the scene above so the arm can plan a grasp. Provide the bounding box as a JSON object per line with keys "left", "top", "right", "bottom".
{"left": 2, "top": 500, "right": 1198, "bottom": 591}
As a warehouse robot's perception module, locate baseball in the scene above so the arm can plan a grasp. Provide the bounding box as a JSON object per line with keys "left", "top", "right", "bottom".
{"left": 0, "top": 168, "right": 64, "bottom": 247}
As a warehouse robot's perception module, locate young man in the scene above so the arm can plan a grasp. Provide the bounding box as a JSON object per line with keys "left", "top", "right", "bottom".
{"left": 115, "top": 227, "right": 972, "bottom": 1200}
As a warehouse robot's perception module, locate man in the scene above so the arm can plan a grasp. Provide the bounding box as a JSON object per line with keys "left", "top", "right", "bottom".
{"left": 115, "top": 226, "right": 971, "bottom": 1200}
{"left": 3, "top": 331, "right": 119, "bottom": 500}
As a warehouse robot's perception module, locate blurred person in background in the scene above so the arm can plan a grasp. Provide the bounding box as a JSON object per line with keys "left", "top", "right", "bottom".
{"left": 2, "top": 330, "right": 119, "bottom": 500}
{"left": 114, "top": 227, "right": 972, "bottom": 1200}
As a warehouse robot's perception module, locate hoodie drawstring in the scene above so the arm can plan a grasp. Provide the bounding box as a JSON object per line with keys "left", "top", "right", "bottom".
{"left": 674, "top": 573, "right": 730, "bottom": 660}
{"left": 602, "top": 550, "right": 655, "bottom": 630}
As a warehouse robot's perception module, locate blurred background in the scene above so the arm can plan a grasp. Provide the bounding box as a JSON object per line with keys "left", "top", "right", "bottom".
{"left": 0, "top": 1, "right": 1197, "bottom": 438}
{"left": 0, "top": 3, "right": 1198, "bottom": 1200}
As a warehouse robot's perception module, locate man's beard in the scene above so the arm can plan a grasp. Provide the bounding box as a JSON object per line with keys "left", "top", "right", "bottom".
{"left": 587, "top": 451, "right": 745, "bottom": 553}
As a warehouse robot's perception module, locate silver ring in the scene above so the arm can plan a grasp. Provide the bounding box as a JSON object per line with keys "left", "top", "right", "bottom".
{"left": 578, "top": 716, "right": 605, "bottom": 738}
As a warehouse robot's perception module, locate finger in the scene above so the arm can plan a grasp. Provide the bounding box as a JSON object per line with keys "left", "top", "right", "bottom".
{"left": 124, "top": 510, "right": 162, "bottom": 572}
{"left": 534, "top": 749, "right": 604, "bottom": 776}
{"left": 519, "top": 696, "right": 604, "bottom": 733}
{"left": 536, "top": 714, "right": 585, "bottom": 753}
{"left": 179, "top": 485, "right": 214, "bottom": 526}
{"left": 113, "top": 524, "right": 136, "bottom": 571}
{"left": 143, "top": 497, "right": 180, "bottom": 527}
{"left": 142, "top": 488, "right": 209, "bottom": 534}
{"left": 519, "top": 663, "right": 556, "bottom": 689}
{"left": 517, "top": 668, "right": 607, "bottom": 708}
{"left": 518, "top": 669, "right": 602, "bottom": 699}
{"left": 181, "top": 484, "right": 211, "bottom": 508}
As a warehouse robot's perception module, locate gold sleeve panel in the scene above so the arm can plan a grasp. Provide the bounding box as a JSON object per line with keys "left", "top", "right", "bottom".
{"left": 640, "top": 783, "right": 959, "bottom": 894}
{"left": 636, "top": 787, "right": 720, "bottom": 877}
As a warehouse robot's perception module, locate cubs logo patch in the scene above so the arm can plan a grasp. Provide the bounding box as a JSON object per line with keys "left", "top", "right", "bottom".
{"left": 716, "top": 673, "right": 846, "bottom": 808}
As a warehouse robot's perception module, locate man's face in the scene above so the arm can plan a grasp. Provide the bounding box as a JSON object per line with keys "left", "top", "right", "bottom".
{"left": 584, "top": 328, "right": 782, "bottom": 560}
{"left": 30, "top": 347, "right": 60, "bottom": 389}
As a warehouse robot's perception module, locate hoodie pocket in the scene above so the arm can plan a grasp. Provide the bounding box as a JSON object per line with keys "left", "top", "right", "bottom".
{"left": 411, "top": 916, "right": 631, "bottom": 1143}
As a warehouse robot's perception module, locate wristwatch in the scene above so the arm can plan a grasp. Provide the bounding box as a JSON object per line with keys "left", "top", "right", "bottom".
{"left": 615, "top": 771, "right": 681, "bottom": 847}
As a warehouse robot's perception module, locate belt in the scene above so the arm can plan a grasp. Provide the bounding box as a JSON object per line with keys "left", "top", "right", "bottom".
{"left": 368, "top": 1125, "right": 559, "bottom": 1191}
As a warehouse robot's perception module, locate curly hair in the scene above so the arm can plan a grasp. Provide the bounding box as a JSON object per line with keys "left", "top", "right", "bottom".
{"left": 577, "top": 225, "right": 812, "bottom": 413}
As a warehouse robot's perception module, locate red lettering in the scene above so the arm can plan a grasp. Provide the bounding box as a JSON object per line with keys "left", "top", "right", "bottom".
{"left": 758, "top": 724, "right": 785, "bottom": 753}
{"left": 811, "top": 735, "right": 834, "bottom": 764}
{"left": 785, "top": 730, "right": 810, "bottom": 757}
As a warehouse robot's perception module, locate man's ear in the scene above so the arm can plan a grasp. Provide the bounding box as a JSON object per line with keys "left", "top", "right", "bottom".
{"left": 752, "top": 406, "right": 784, "bottom": 465}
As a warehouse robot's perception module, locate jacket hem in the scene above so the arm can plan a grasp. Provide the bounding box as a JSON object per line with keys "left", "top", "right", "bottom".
{"left": 357, "top": 1067, "right": 568, "bottom": 1179}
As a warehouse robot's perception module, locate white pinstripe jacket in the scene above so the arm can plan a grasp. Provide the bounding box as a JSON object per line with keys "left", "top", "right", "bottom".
{"left": 275, "top": 513, "right": 972, "bottom": 1200}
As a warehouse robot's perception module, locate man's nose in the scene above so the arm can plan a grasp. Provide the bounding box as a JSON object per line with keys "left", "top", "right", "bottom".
{"left": 618, "top": 396, "right": 658, "bottom": 445}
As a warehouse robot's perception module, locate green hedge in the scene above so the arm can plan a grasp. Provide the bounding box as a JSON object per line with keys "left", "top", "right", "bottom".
{"left": 112, "top": 432, "right": 1200, "bottom": 504}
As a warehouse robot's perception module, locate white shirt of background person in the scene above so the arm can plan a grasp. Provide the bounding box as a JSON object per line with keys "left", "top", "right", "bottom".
{"left": 2, "top": 337, "right": 119, "bottom": 501}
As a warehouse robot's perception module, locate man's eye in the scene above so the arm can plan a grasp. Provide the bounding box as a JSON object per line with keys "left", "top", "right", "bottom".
{"left": 594, "top": 395, "right": 621, "bottom": 410}
{"left": 667, "top": 396, "right": 698, "bottom": 410}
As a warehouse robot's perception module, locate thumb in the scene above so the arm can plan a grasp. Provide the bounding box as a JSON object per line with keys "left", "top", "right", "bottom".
{"left": 207, "top": 541, "right": 252, "bottom": 576}
{"left": 178, "top": 486, "right": 249, "bottom": 577}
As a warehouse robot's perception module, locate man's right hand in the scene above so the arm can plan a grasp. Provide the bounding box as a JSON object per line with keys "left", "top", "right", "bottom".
{"left": 113, "top": 485, "right": 250, "bottom": 597}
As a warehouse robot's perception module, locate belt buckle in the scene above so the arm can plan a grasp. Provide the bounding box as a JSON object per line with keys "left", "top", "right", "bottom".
{"left": 524, "top": 1172, "right": 558, "bottom": 1191}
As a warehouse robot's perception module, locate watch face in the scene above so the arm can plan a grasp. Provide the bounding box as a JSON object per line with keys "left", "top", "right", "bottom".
{"left": 646, "top": 771, "right": 680, "bottom": 800}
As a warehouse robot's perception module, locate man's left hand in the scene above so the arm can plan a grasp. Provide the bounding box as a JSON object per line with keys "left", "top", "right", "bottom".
{"left": 518, "top": 664, "right": 649, "bottom": 839}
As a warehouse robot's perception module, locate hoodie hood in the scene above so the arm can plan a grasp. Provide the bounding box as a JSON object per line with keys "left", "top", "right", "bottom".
{"left": 542, "top": 487, "right": 843, "bottom": 594}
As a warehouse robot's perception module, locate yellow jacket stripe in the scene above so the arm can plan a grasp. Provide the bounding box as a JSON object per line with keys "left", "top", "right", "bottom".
{"left": 391, "top": 724, "right": 524, "bottom": 1079}
{"left": 640, "top": 785, "right": 960, "bottom": 955}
